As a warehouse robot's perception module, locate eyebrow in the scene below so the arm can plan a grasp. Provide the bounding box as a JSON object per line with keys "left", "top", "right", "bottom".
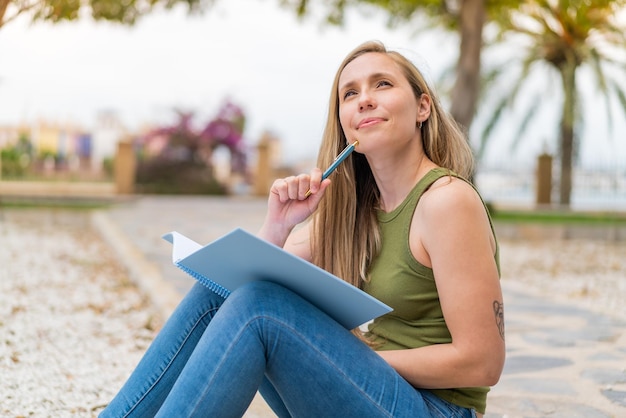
{"left": 339, "top": 71, "right": 394, "bottom": 93}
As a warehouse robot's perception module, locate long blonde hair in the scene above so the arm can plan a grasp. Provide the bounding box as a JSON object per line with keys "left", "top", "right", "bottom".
{"left": 312, "top": 40, "right": 474, "bottom": 299}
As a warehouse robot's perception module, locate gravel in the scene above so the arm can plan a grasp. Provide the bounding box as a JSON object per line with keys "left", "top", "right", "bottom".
{"left": 0, "top": 210, "right": 162, "bottom": 417}
{"left": 1, "top": 209, "right": 625, "bottom": 417}
{"left": 499, "top": 237, "right": 626, "bottom": 321}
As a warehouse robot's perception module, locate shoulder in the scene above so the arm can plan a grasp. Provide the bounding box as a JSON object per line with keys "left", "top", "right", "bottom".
{"left": 420, "top": 175, "right": 482, "bottom": 217}
{"left": 415, "top": 175, "right": 492, "bottom": 247}
{"left": 410, "top": 171, "right": 497, "bottom": 270}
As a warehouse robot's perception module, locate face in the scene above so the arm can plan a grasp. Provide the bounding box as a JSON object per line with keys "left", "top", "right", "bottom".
{"left": 337, "top": 52, "right": 424, "bottom": 151}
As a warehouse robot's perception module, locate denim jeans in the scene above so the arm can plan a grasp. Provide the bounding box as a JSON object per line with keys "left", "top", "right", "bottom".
{"left": 100, "top": 281, "right": 476, "bottom": 418}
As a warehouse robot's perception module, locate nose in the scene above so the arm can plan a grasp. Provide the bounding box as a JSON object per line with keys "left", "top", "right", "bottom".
{"left": 358, "top": 90, "right": 376, "bottom": 111}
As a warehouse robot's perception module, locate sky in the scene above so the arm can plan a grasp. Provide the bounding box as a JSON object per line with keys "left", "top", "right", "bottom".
{"left": 1, "top": 0, "right": 624, "bottom": 168}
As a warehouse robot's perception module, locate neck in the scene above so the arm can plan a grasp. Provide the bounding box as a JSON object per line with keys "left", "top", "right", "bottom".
{"left": 371, "top": 152, "right": 437, "bottom": 213}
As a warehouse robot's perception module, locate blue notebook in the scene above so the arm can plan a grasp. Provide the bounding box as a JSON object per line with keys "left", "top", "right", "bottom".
{"left": 163, "top": 228, "right": 392, "bottom": 329}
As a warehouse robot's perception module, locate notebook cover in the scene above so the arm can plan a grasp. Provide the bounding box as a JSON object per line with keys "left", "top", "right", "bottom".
{"left": 163, "top": 228, "right": 392, "bottom": 329}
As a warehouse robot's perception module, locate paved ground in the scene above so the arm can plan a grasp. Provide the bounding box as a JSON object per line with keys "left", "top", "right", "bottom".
{"left": 92, "top": 195, "right": 626, "bottom": 417}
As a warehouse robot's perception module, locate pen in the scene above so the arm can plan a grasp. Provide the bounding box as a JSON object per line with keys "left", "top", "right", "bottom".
{"left": 305, "top": 140, "right": 359, "bottom": 198}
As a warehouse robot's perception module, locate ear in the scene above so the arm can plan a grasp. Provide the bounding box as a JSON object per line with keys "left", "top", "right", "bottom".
{"left": 416, "top": 93, "right": 431, "bottom": 124}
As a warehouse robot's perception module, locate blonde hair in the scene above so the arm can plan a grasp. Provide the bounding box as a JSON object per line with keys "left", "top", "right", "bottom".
{"left": 312, "top": 40, "right": 474, "bottom": 310}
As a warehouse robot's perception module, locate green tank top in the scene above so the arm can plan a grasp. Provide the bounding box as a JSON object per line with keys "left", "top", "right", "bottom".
{"left": 363, "top": 167, "right": 500, "bottom": 414}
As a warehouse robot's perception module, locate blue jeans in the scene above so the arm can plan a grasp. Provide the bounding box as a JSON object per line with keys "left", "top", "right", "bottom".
{"left": 100, "top": 281, "right": 475, "bottom": 418}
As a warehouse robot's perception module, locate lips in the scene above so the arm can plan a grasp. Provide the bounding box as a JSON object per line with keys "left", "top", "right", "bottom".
{"left": 357, "top": 117, "right": 385, "bottom": 129}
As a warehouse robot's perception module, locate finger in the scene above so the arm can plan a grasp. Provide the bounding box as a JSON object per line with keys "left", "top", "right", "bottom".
{"left": 306, "top": 178, "right": 331, "bottom": 205}
{"left": 308, "top": 168, "right": 323, "bottom": 195}
{"left": 270, "top": 177, "right": 290, "bottom": 202}
{"left": 284, "top": 176, "right": 299, "bottom": 199}
{"left": 303, "top": 168, "right": 324, "bottom": 198}
{"left": 297, "top": 173, "right": 312, "bottom": 199}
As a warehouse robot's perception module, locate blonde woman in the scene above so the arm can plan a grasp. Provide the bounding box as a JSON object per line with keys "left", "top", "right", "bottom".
{"left": 101, "top": 40, "right": 505, "bottom": 418}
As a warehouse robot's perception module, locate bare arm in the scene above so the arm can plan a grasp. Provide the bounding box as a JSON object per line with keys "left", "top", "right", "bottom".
{"left": 377, "top": 178, "right": 505, "bottom": 388}
{"left": 282, "top": 221, "right": 314, "bottom": 262}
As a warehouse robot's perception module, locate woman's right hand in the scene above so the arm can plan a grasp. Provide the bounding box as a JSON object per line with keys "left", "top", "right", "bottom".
{"left": 258, "top": 168, "right": 330, "bottom": 247}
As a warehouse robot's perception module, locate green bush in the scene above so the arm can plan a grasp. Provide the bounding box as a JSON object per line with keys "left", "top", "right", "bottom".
{"left": 135, "top": 158, "right": 227, "bottom": 195}
{"left": 1, "top": 148, "right": 29, "bottom": 178}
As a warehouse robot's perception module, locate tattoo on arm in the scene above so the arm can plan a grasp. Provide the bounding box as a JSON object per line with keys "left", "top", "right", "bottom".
{"left": 493, "top": 300, "right": 505, "bottom": 341}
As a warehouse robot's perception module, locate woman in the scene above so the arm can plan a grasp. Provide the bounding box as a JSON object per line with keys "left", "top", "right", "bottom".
{"left": 100, "top": 40, "right": 505, "bottom": 418}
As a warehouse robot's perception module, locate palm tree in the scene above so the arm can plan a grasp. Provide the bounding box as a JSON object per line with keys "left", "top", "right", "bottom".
{"left": 477, "top": 0, "right": 626, "bottom": 206}
{"left": 281, "top": 0, "right": 526, "bottom": 134}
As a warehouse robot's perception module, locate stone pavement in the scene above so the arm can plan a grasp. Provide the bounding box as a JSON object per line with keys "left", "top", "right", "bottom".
{"left": 92, "top": 195, "right": 626, "bottom": 418}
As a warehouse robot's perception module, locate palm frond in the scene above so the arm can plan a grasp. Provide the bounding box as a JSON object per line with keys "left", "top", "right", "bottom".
{"left": 509, "top": 90, "right": 544, "bottom": 152}
{"left": 477, "top": 40, "right": 546, "bottom": 158}
{"left": 612, "top": 81, "right": 626, "bottom": 114}
{"left": 477, "top": 95, "right": 510, "bottom": 159}
{"left": 478, "top": 62, "right": 509, "bottom": 103}
{"left": 608, "top": 78, "right": 626, "bottom": 142}
{"left": 587, "top": 48, "right": 613, "bottom": 132}
{"left": 600, "top": 22, "right": 626, "bottom": 45}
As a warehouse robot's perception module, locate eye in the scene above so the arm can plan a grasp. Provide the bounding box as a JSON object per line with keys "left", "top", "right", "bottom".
{"left": 377, "top": 80, "right": 392, "bottom": 88}
{"left": 342, "top": 90, "right": 357, "bottom": 100}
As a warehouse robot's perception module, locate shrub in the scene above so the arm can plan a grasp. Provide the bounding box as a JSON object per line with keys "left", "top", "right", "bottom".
{"left": 135, "top": 158, "right": 227, "bottom": 195}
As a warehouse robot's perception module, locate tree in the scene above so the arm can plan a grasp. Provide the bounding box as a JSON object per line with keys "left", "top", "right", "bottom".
{"left": 136, "top": 101, "right": 248, "bottom": 194}
{"left": 479, "top": 0, "right": 626, "bottom": 205}
{"left": 280, "top": 0, "right": 519, "bottom": 132}
{"left": 0, "top": 0, "right": 206, "bottom": 28}
{"left": 3, "top": 0, "right": 509, "bottom": 135}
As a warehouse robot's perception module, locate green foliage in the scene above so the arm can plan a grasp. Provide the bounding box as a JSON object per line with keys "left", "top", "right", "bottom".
{"left": 280, "top": 0, "right": 523, "bottom": 31}
{"left": 135, "top": 158, "right": 227, "bottom": 195}
{"left": 477, "top": 0, "right": 626, "bottom": 205}
{"left": 1, "top": 0, "right": 209, "bottom": 27}
{"left": 1, "top": 134, "right": 34, "bottom": 178}
{"left": 102, "top": 156, "right": 114, "bottom": 177}
{"left": 1, "top": 147, "right": 27, "bottom": 177}
{"left": 492, "top": 209, "right": 626, "bottom": 225}
{"left": 480, "top": 0, "right": 626, "bottom": 149}
{"left": 38, "top": 149, "right": 56, "bottom": 160}
{"left": 134, "top": 103, "right": 247, "bottom": 195}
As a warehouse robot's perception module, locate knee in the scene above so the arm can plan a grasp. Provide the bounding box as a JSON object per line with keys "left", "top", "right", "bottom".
{"left": 222, "top": 281, "right": 301, "bottom": 319}
{"left": 230, "top": 281, "right": 291, "bottom": 304}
